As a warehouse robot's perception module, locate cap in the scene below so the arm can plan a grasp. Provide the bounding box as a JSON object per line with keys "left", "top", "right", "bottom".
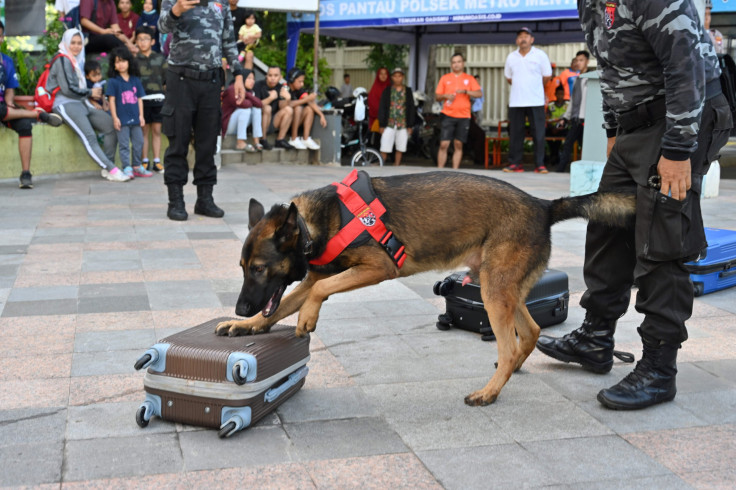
{"left": 705, "top": 0, "right": 712, "bottom": 9}
{"left": 391, "top": 67, "right": 404, "bottom": 75}
{"left": 517, "top": 27, "right": 533, "bottom": 36}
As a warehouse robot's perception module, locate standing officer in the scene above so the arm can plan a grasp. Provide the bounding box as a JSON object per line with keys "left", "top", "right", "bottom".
{"left": 536, "top": 0, "right": 732, "bottom": 410}
{"left": 159, "top": 0, "right": 245, "bottom": 221}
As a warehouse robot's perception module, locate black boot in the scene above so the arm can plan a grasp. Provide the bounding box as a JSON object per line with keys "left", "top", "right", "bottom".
{"left": 597, "top": 328, "right": 679, "bottom": 410}
{"left": 167, "top": 184, "right": 188, "bottom": 221}
{"left": 536, "top": 313, "right": 627, "bottom": 373}
{"left": 194, "top": 184, "right": 225, "bottom": 218}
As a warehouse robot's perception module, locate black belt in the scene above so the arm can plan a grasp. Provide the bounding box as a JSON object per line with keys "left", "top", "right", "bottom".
{"left": 169, "top": 66, "right": 219, "bottom": 81}
{"left": 616, "top": 97, "right": 666, "bottom": 132}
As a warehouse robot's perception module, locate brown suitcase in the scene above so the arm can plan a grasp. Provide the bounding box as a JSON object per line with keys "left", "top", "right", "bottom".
{"left": 134, "top": 317, "right": 310, "bottom": 438}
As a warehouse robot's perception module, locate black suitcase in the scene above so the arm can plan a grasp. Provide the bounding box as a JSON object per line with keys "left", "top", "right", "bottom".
{"left": 434, "top": 269, "right": 569, "bottom": 341}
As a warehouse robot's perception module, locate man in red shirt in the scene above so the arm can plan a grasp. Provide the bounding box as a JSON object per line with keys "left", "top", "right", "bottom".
{"left": 435, "top": 52, "right": 482, "bottom": 169}
{"left": 80, "top": 0, "right": 137, "bottom": 54}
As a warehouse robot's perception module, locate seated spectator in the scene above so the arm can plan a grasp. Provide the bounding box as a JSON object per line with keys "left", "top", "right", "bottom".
{"left": 84, "top": 60, "right": 109, "bottom": 111}
{"left": 47, "top": 28, "right": 129, "bottom": 182}
{"left": 55, "top": 0, "right": 81, "bottom": 29}
{"left": 545, "top": 85, "right": 568, "bottom": 170}
{"left": 1, "top": 20, "right": 63, "bottom": 189}
{"left": 378, "top": 67, "right": 415, "bottom": 166}
{"left": 116, "top": 0, "right": 139, "bottom": 46}
{"left": 136, "top": 0, "right": 160, "bottom": 52}
{"left": 286, "top": 67, "right": 326, "bottom": 150}
{"left": 221, "top": 69, "right": 263, "bottom": 152}
{"left": 79, "top": 0, "right": 137, "bottom": 55}
{"left": 253, "top": 66, "right": 293, "bottom": 150}
{"left": 237, "top": 11, "right": 261, "bottom": 71}
{"left": 135, "top": 26, "right": 166, "bottom": 172}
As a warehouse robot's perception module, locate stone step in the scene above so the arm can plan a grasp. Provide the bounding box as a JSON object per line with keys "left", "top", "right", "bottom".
{"left": 220, "top": 135, "right": 321, "bottom": 165}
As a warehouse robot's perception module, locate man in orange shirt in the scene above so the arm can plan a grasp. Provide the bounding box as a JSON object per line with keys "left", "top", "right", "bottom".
{"left": 435, "top": 53, "right": 482, "bottom": 169}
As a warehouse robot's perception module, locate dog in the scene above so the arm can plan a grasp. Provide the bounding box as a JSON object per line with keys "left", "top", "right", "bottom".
{"left": 216, "top": 171, "right": 635, "bottom": 406}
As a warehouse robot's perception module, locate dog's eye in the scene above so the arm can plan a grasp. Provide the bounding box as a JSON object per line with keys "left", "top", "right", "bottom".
{"left": 250, "top": 265, "right": 266, "bottom": 275}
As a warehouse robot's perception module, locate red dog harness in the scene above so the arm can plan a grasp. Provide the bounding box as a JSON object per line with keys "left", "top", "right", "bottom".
{"left": 309, "top": 170, "right": 407, "bottom": 268}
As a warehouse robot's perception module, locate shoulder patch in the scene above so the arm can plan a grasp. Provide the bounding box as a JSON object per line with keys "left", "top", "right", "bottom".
{"left": 605, "top": 1, "right": 616, "bottom": 29}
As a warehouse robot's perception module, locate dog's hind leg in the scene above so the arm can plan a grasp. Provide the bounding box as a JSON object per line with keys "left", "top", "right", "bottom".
{"left": 513, "top": 303, "right": 541, "bottom": 372}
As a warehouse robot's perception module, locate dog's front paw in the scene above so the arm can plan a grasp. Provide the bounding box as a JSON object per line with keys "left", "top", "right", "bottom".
{"left": 464, "top": 390, "right": 498, "bottom": 407}
{"left": 216, "top": 320, "right": 255, "bottom": 336}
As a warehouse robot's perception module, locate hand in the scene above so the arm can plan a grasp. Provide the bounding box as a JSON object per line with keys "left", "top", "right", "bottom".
{"left": 280, "top": 87, "right": 291, "bottom": 101}
{"left": 173, "top": 0, "right": 199, "bottom": 15}
{"left": 446, "top": 93, "right": 456, "bottom": 102}
{"left": 233, "top": 76, "right": 245, "bottom": 103}
{"left": 267, "top": 89, "right": 277, "bottom": 101}
{"left": 606, "top": 137, "right": 616, "bottom": 158}
{"left": 91, "top": 87, "right": 102, "bottom": 99}
{"left": 113, "top": 117, "right": 121, "bottom": 131}
{"left": 319, "top": 114, "right": 327, "bottom": 128}
{"left": 408, "top": 127, "right": 413, "bottom": 136}
{"left": 307, "top": 93, "right": 317, "bottom": 102}
{"left": 456, "top": 89, "right": 465, "bottom": 95}
{"left": 379, "top": 127, "right": 385, "bottom": 134}
{"left": 658, "top": 156, "right": 691, "bottom": 201}
{"left": 140, "top": 115, "right": 146, "bottom": 127}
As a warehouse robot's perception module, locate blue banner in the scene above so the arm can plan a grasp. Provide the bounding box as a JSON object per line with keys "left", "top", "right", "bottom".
{"left": 712, "top": 0, "right": 736, "bottom": 13}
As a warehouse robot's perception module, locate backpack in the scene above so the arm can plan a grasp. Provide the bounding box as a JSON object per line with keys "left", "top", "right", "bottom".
{"left": 61, "top": 6, "right": 81, "bottom": 30}
{"left": 717, "top": 54, "right": 736, "bottom": 136}
{"left": 34, "top": 54, "right": 67, "bottom": 113}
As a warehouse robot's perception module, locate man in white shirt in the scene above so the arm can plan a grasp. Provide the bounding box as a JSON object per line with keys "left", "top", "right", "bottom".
{"left": 503, "top": 27, "right": 552, "bottom": 173}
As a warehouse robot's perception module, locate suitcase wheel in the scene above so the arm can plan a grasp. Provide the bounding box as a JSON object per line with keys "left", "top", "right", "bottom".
{"left": 218, "top": 421, "right": 237, "bottom": 438}
{"left": 136, "top": 404, "right": 150, "bottom": 428}
{"left": 134, "top": 353, "right": 152, "bottom": 371}
{"left": 433, "top": 279, "right": 455, "bottom": 297}
{"left": 436, "top": 312, "right": 452, "bottom": 331}
{"left": 693, "top": 282, "right": 704, "bottom": 297}
{"left": 232, "top": 362, "right": 248, "bottom": 385}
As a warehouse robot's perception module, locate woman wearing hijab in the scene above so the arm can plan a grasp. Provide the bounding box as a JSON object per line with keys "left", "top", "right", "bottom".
{"left": 47, "top": 28, "right": 128, "bottom": 182}
{"left": 367, "top": 67, "right": 390, "bottom": 132}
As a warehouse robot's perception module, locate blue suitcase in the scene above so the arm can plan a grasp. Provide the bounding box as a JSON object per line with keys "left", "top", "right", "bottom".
{"left": 684, "top": 227, "right": 736, "bottom": 296}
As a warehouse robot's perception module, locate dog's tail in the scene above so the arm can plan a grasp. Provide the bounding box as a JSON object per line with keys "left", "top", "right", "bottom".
{"left": 549, "top": 192, "right": 636, "bottom": 227}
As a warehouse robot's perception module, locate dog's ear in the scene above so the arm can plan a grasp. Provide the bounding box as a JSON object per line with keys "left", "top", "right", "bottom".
{"left": 275, "top": 202, "right": 299, "bottom": 246}
{"left": 248, "top": 199, "right": 265, "bottom": 230}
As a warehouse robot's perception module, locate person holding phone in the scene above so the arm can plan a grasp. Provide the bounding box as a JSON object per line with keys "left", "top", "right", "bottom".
{"left": 158, "top": 0, "right": 245, "bottom": 221}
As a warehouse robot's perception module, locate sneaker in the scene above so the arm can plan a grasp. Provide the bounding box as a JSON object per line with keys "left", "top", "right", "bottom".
{"left": 274, "top": 139, "right": 293, "bottom": 150}
{"left": 19, "top": 171, "right": 33, "bottom": 189}
{"left": 123, "top": 167, "right": 135, "bottom": 180}
{"left": 303, "top": 137, "right": 320, "bottom": 150}
{"left": 152, "top": 159, "right": 164, "bottom": 173}
{"left": 102, "top": 167, "right": 130, "bottom": 182}
{"left": 36, "top": 109, "right": 63, "bottom": 127}
{"left": 502, "top": 164, "right": 524, "bottom": 173}
{"left": 535, "top": 166, "right": 549, "bottom": 174}
{"left": 289, "top": 137, "right": 307, "bottom": 150}
{"left": 133, "top": 165, "right": 154, "bottom": 177}
{"left": 259, "top": 139, "right": 273, "bottom": 150}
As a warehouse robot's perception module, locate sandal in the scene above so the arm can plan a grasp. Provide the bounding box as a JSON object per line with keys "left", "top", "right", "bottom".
{"left": 254, "top": 143, "right": 264, "bottom": 151}
{"left": 244, "top": 143, "right": 257, "bottom": 153}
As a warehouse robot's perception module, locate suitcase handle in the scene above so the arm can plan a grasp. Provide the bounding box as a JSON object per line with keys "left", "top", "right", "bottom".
{"left": 264, "top": 366, "right": 309, "bottom": 403}
{"left": 720, "top": 268, "right": 736, "bottom": 279}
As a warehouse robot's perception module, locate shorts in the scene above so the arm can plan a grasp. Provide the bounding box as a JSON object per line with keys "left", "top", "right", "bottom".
{"left": 440, "top": 115, "right": 470, "bottom": 143}
{"left": 143, "top": 102, "right": 163, "bottom": 124}
{"left": 1, "top": 103, "right": 34, "bottom": 137}
{"left": 380, "top": 126, "right": 409, "bottom": 153}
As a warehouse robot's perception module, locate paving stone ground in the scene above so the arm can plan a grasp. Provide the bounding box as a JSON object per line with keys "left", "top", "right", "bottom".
{"left": 1, "top": 162, "right": 735, "bottom": 489}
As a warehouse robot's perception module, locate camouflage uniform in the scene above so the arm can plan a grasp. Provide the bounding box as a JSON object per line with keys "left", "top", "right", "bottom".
{"left": 578, "top": 0, "right": 733, "bottom": 343}
{"left": 158, "top": 0, "right": 244, "bottom": 188}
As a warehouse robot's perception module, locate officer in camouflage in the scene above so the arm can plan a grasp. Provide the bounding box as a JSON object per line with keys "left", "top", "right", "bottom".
{"left": 159, "top": 0, "right": 245, "bottom": 221}
{"left": 537, "top": 0, "right": 733, "bottom": 410}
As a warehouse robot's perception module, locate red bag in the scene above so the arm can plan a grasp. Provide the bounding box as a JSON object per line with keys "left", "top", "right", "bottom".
{"left": 34, "top": 54, "right": 67, "bottom": 113}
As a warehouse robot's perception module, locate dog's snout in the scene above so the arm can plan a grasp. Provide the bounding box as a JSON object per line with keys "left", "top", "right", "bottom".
{"left": 235, "top": 303, "right": 255, "bottom": 317}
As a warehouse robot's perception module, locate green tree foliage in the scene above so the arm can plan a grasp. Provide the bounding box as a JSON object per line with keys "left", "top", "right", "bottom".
{"left": 364, "top": 44, "right": 409, "bottom": 73}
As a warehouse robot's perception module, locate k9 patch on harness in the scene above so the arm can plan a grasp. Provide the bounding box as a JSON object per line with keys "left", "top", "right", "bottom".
{"left": 605, "top": 1, "right": 616, "bottom": 29}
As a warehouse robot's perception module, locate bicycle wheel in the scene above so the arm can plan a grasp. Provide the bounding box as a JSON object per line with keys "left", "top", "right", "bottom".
{"left": 351, "top": 147, "right": 384, "bottom": 167}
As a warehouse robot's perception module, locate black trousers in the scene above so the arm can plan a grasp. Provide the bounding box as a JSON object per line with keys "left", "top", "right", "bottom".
{"left": 580, "top": 94, "right": 732, "bottom": 344}
{"left": 558, "top": 119, "right": 584, "bottom": 170}
{"left": 162, "top": 69, "right": 221, "bottom": 187}
{"left": 508, "top": 106, "right": 546, "bottom": 167}
{"left": 85, "top": 32, "right": 125, "bottom": 54}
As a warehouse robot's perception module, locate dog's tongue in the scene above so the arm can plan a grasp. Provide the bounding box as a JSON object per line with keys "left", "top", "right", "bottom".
{"left": 262, "top": 285, "right": 285, "bottom": 317}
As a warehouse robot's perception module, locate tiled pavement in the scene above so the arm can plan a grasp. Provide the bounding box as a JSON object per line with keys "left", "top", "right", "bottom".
{"left": 1, "top": 163, "right": 735, "bottom": 489}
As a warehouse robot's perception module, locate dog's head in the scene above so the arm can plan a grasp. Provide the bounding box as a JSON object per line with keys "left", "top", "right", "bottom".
{"left": 235, "top": 199, "right": 309, "bottom": 318}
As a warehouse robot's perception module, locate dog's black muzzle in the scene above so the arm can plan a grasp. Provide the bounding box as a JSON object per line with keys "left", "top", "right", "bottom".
{"left": 235, "top": 301, "right": 258, "bottom": 318}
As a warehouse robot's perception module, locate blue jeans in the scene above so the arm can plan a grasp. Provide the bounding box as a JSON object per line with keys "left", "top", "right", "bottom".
{"left": 226, "top": 108, "right": 263, "bottom": 140}
{"left": 118, "top": 125, "right": 144, "bottom": 169}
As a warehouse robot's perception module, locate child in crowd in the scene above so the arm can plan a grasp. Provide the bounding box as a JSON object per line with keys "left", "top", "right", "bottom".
{"left": 135, "top": 26, "right": 166, "bottom": 172}
{"left": 117, "top": 0, "right": 139, "bottom": 46}
{"left": 287, "top": 67, "right": 326, "bottom": 150}
{"left": 105, "top": 47, "right": 151, "bottom": 179}
{"left": 136, "top": 0, "right": 161, "bottom": 53}
{"left": 84, "top": 60, "right": 109, "bottom": 111}
{"left": 237, "top": 11, "right": 261, "bottom": 70}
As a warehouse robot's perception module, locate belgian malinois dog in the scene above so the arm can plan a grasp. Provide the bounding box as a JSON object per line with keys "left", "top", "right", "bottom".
{"left": 216, "top": 171, "right": 634, "bottom": 405}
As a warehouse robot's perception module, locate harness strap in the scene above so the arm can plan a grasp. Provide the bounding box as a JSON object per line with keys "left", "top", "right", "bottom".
{"left": 309, "top": 170, "right": 407, "bottom": 268}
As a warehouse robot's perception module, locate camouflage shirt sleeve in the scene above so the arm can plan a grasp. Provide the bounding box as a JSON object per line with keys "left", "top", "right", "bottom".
{"left": 159, "top": 0, "right": 243, "bottom": 76}
{"left": 580, "top": 0, "right": 719, "bottom": 161}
